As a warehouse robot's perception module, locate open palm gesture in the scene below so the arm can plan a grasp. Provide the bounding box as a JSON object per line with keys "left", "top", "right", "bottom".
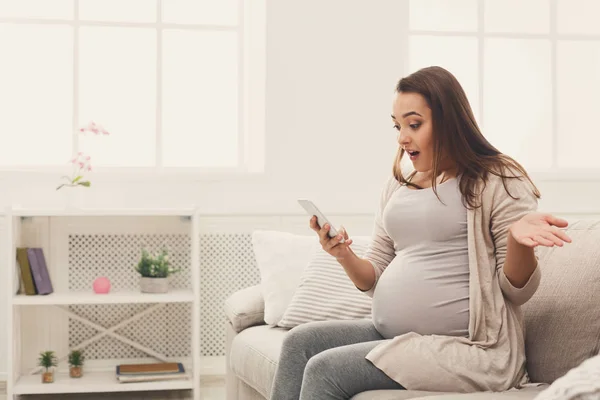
{"left": 509, "top": 213, "right": 572, "bottom": 248}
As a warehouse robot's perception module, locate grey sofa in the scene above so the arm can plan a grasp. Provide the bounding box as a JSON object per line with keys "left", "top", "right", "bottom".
{"left": 224, "top": 220, "right": 600, "bottom": 400}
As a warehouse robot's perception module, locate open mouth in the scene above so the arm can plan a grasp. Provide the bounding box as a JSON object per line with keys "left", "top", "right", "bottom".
{"left": 406, "top": 150, "right": 420, "bottom": 160}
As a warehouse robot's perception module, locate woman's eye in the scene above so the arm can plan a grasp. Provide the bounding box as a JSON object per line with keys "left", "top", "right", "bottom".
{"left": 410, "top": 123, "right": 420, "bottom": 129}
{"left": 392, "top": 125, "right": 400, "bottom": 131}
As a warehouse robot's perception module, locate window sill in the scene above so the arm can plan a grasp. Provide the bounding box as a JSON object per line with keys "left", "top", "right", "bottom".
{"left": 528, "top": 169, "right": 600, "bottom": 182}
{"left": 0, "top": 167, "right": 267, "bottom": 184}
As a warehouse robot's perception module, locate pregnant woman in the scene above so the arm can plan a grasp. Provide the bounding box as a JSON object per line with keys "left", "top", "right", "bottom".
{"left": 269, "top": 66, "right": 572, "bottom": 400}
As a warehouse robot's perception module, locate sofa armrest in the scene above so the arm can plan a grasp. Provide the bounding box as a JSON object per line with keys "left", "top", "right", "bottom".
{"left": 224, "top": 284, "right": 265, "bottom": 333}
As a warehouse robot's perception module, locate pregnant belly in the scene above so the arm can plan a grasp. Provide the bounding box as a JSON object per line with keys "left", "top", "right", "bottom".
{"left": 371, "top": 253, "right": 470, "bottom": 339}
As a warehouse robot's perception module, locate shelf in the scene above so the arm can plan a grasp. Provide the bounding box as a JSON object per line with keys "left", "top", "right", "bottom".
{"left": 13, "top": 289, "right": 195, "bottom": 305}
{"left": 8, "top": 207, "right": 196, "bottom": 217}
{"left": 13, "top": 370, "right": 192, "bottom": 395}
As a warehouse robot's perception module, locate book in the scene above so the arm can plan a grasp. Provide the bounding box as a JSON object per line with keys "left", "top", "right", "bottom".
{"left": 117, "top": 373, "right": 188, "bottom": 383}
{"left": 116, "top": 362, "right": 185, "bottom": 376}
{"left": 26, "top": 248, "right": 53, "bottom": 295}
{"left": 16, "top": 248, "right": 37, "bottom": 295}
{"left": 116, "top": 362, "right": 187, "bottom": 384}
{"left": 14, "top": 255, "right": 25, "bottom": 294}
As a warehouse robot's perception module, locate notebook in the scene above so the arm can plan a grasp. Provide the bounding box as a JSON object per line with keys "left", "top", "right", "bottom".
{"left": 27, "top": 248, "right": 53, "bottom": 295}
{"left": 16, "top": 248, "right": 36, "bottom": 295}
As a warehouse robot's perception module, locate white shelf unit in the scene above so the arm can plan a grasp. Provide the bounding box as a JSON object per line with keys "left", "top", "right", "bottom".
{"left": 13, "top": 370, "right": 194, "bottom": 395}
{"left": 4, "top": 207, "right": 202, "bottom": 400}
{"left": 12, "top": 289, "right": 195, "bottom": 306}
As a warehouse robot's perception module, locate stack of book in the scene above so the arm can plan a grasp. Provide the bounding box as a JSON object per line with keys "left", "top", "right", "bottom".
{"left": 116, "top": 362, "right": 188, "bottom": 383}
{"left": 16, "top": 247, "right": 53, "bottom": 295}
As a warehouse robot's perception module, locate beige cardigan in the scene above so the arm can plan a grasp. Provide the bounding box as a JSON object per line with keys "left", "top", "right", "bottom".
{"left": 363, "top": 172, "right": 541, "bottom": 393}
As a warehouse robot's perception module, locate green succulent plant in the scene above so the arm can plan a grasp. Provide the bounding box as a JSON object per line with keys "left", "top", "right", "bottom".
{"left": 68, "top": 350, "right": 85, "bottom": 367}
{"left": 135, "top": 248, "right": 180, "bottom": 278}
{"left": 38, "top": 351, "right": 58, "bottom": 372}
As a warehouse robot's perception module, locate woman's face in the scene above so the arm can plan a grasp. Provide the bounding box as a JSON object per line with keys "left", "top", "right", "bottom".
{"left": 391, "top": 91, "right": 434, "bottom": 173}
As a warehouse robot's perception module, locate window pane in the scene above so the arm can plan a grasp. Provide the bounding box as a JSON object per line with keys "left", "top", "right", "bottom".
{"left": 162, "top": 30, "right": 238, "bottom": 167}
{"left": 79, "top": 0, "right": 157, "bottom": 23}
{"left": 409, "top": 0, "right": 477, "bottom": 32}
{"left": 79, "top": 27, "right": 156, "bottom": 167}
{"left": 409, "top": 36, "right": 480, "bottom": 121}
{"left": 484, "top": 0, "right": 549, "bottom": 34}
{"left": 557, "top": 0, "right": 600, "bottom": 35}
{"left": 0, "top": 0, "right": 72, "bottom": 19}
{"left": 483, "top": 39, "right": 552, "bottom": 169}
{"left": 557, "top": 41, "right": 600, "bottom": 168}
{"left": 162, "top": 0, "right": 238, "bottom": 26}
{"left": 0, "top": 25, "right": 72, "bottom": 166}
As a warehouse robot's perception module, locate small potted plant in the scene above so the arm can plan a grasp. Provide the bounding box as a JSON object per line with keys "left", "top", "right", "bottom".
{"left": 135, "top": 248, "right": 180, "bottom": 293}
{"left": 38, "top": 351, "right": 58, "bottom": 383}
{"left": 68, "top": 349, "right": 85, "bottom": 378}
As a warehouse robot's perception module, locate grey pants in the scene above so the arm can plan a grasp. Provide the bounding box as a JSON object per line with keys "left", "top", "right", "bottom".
{"left": 269, "top": 319, "right": 405, "bottom": 400}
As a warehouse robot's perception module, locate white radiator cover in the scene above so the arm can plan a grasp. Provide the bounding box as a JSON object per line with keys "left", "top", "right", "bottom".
{"left": 66, "top": 232, "right": 259, "bottom": 359}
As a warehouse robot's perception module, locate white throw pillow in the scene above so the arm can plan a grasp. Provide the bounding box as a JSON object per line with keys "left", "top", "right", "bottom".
{"left": 278, "top": 236, "right": 372, "bottom": 328}
{"left": 534, "top": 354, "right": 600, "bottom": 400}
{"left": 251, "top": 230, "right": 318, "bottom": 326}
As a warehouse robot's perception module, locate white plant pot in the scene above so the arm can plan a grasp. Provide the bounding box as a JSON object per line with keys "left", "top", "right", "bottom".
{"left": 139, "top": 277, "right": 169, "bottom": 293}
{"left": 59, "top": 188, "right": 85, "bottom": 209}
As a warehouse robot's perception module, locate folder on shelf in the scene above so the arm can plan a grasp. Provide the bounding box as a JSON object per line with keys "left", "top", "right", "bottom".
{"left": 27, "top": 248, "right": 53, "bottom": 295}
{"left": 16, "top": 248, "right": 37, "bottom": 295}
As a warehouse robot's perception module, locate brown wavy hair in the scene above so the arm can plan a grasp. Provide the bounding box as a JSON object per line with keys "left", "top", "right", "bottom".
{"left": 393, "top": 66, "right": 540, "bottom": 209}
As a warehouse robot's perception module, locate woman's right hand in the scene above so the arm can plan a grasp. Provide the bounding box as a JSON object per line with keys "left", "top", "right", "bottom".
{"left": 309, "top": 216, "right": 354, "bottom": 260}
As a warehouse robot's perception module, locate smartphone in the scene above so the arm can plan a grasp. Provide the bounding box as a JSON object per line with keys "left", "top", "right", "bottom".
{"left": 297, "top": 199, "right": 345, "bottom": 243}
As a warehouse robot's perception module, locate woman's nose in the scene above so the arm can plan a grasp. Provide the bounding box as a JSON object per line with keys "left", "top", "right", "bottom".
{"left": 397, "top": 132, "right": 409, "bottom": 146}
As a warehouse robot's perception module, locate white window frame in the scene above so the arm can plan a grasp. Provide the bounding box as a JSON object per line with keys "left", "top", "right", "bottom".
{"left": 0, "top": 0, "right": 265, "bottom": 183}
{"left": 407, "top": 0, "right": 600, "bottom": 182}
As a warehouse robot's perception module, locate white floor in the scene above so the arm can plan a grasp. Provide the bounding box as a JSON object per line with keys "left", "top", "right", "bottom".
{"left": 0, "top": 377, "right": 226, "bottom": 399}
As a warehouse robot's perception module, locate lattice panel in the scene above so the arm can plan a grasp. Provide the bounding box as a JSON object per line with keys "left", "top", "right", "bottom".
{"left": 200, "top": 233, "right": 260, "bottom": 356}
{"left": 67, "top": 232, "right": 260, "bottom": 358}
{"left": 68, "top": 234, "right": 191, "bottom": 291}
{"left": 68, "top": 233, "right": 192, "bottom": 360}
{"left": 68, "top": 304, "right": 191, "bottom": 360}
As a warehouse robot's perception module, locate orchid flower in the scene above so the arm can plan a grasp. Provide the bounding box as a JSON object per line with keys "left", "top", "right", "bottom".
{"left": 56, "top": 121, "right": 110, "bottom": 190}
{"left": 79, "top": 121, "right": 110, "bottom": 136}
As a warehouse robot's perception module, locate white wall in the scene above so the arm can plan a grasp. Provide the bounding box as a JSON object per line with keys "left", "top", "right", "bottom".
{"left": 0, "top": 0, "right": 410, "bottom": 379}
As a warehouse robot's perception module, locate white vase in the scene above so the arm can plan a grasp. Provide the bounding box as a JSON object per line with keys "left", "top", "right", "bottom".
{"left": 59, "top": 188, "right": 85, "bottom": 209}
{"left": 139, "top": 277, "right": 169, "bottom": 293}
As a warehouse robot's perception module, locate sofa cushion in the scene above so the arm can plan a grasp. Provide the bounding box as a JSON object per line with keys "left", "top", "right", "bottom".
{"left": 409, "top": 387, "right": 545, "bottom": 399}
{"left": 229, "top": 324, "right": 287, "bottom": 398}
{"left": 351, "top": 390, "right": 449, "bottom": 399}
{"left": 279, "top": 236, "right": 372, "bottom": 328}
{"left": 350, "top": 390, "right": 542, "bottom": 400}
{"left": 252, "top": 230, "right": 318, "bottom": 325}
{"left": 224, "top": 285, "right": 265, "bottom": 333}
{"left": 523, "top": 219, "right": 600, "bottom": 384}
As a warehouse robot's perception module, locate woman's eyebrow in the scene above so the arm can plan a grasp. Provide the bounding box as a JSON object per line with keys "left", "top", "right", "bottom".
{"left": 391, "top": 111, "right": 422, "bottom": 119}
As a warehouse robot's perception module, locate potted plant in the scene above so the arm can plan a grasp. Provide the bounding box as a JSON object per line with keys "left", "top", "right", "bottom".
{"left": 38, "top": 351, "right": 58, "bottom": 383}
{"left": 135, "top": 248, "right": 180, "bottom": 293}
{"left": 68, "top": 349, "right": 85, "bottom": 378}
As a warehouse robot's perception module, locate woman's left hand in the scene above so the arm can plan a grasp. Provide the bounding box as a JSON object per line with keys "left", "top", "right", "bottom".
{"left": 509, "top": 213, "right": 573, "bottom": 248}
